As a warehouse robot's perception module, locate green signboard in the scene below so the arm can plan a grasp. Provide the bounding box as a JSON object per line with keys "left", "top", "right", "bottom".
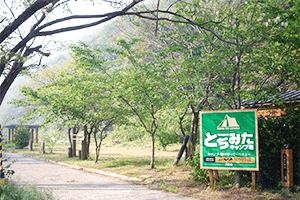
{"left": 200, "top": 109, "right": 259, "bottom": 171}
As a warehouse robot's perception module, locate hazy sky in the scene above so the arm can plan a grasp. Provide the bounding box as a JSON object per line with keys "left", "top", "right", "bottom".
{"left": 50, "top": 1, "right": 117, "bottom": 42}
{"left": 37, "top": 0, "right": 121, "bottom": 67}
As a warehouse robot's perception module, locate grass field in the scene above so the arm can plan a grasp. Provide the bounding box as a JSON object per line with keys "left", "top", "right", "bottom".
{"left": 3, "top": 141, "right": 299, "bottom": 200}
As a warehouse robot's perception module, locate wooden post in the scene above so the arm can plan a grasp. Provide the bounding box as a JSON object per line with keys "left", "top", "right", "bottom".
{"left": 72, "top": 128, "right": 76, "bottom": 157}
{"left": 11, "top": 128, "right": 14, "bottom": 143}
{"left": 68, "top": 147, "right": 72, "bottom": 158}
{"left": 36, "top": 127, "right": 39, "bottom": 143}
{"left": 214, "top": 170, "right": 220, "bottom": 182}
{"left": 39, "top": 141, "right": 45, "bottom": 154}
{"left": 281, "top": 144, "right": 293, "bottom": 195}
{"left": 209, "top": 170, "right": 214, "bottom": 188}
{"left": 235, "top": 171, "right": 241, "bottom": 188}
{"left": 252, "top": 171, "right": 256, "bottom": 190}
{"left": 8, "top": 129, "right": 11, "bottom": 143}
{"left": 31, "top": 128, "right": 34, "bottom": 144}
{"left": 78, "top": 150, "right": 82, "bottom": 160}
{"left": 173, "top": 135, "right": 189, "bottom": 166}
{"left": 28, "top": 139, "right": 33, "bottom": 151}
{"left": 257, "top": 170, "right": 261, "bottom": 181}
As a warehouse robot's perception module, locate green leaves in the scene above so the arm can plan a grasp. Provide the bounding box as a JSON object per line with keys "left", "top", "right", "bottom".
{"left": 12, "top": 43, "right": 121, "bottom": 129}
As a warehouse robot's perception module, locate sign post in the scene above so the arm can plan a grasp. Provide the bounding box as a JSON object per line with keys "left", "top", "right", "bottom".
{"left": 281, "top": 144, "right": 293, "bottom": 194}
{"left": 0, "top": 125, "right": 5, "bottom": 184}
{"left": 200, "top": 110, "right": 259, "bottom": 187}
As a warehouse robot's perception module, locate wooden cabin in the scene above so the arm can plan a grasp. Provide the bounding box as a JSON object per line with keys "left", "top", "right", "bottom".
{"left": 241, "top": 90, "right": 300, "bottom": 117}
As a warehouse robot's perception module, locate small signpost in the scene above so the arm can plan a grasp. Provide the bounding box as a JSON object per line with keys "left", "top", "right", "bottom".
{"left": 200, "top": 109, "right": 259, "bottom": 188}
{"left": 281, "top": 144, "right": 293, "bottom": 194}
{"left": 72, "top": 133, "right": 84, "bottom": 141}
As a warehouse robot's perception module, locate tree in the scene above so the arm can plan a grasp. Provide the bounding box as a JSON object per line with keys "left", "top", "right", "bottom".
{"left": 108, "top": 39, "right": 168, "bottom": 169}
{"left": 14, "top": 126, "right": 31, "bottom": 149}
{"left": 68, "top": 43, "right": 124, "bottom": 162}
{"left": 12, "top": 43, "right": 122, "bottom": 161}
{"left": 1, "top": 0, "right": 247, "bottom": 107}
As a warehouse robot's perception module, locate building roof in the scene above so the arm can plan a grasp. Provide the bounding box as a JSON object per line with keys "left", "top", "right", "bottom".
{"left": 3, "top": 124, "right": 41, "bottom": 129}
{"left": 241, "top": 90, "right": 300, "bottom": 107}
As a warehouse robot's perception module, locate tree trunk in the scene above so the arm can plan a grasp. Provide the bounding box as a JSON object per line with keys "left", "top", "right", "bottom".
{"left": 193, "top": 111, "right": 199, "bottom": 150}
{"left": 178, "top": 112, "right": 189, "bottom": 159}
{"left": 87, "top": 130, "right": 91, "bottom": 157}
{"left": 150, "top": 133, "right": 155, "bottom": 169}
{"left": 81, "top": 125, "right": 89, "bottom": 160}
{"left": 95, "top": 141, "right": 102, "bottom": 163}
{"left": 189, "top": 106, "right": 199, "bottom": 156}
{"left": 0, "top": 62, "right": 23, "bottom": 105}
{"left": 81, "top": 140, "right": 87, "bottom": 160}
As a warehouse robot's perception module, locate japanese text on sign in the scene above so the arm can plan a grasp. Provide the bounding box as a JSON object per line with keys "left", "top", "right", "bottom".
{"left": 204, "top": 132, "right": 254, "bottom": 150}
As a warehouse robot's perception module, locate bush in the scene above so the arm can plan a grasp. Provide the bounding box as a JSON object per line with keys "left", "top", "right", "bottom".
{"left": 258, "top": 105, "right": 300, "bottom": 189}
{"left": 188, "top": 151, "right": 236, "bottom": 188}
{"left": 188, "top": 151, "right": 209, "bottom": 184}
{"left": 0, "top": 182, "right": 54, "bottom": 200}
{"left": 2, "top": 141, "right": 15, "bottom": 149}
{"left": 156, "top": 129, "right": 182, "bottom": 151}
{"left": 14, "top": 126, "right": 31, "bottom": 149}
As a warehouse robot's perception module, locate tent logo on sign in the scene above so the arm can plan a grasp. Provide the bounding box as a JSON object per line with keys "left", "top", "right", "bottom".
{"left": 217, "top": 115, "right": 240, "bottom": 130}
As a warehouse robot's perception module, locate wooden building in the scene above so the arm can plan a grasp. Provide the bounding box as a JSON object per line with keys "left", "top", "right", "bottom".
{"left": 3, "top": 124, "right": 40, "bottom": 143}
{"left": 241, "top": 90, "right": 300, "bottom": 117}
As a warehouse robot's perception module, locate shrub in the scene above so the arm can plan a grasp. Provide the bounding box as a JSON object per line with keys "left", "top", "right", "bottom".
{"left": 188, "top": 151, "right": 209, "bottom": 184}
{"left": 258, "top": 105, "right": 300, "bottom": 189}
{"left": 2, "top": 141, "right": 16, "bottom": 149}
{"left": 0, "top": 182, "right": 54, "bottom": 200}
{"left": 188, "top": 151, "right": 236, "bottom": 188}
{"left": 14, "top": 126, "right": 31, "bottom": 149}
{"left": 156, "top": 130, "right": 182, "bottom": 151}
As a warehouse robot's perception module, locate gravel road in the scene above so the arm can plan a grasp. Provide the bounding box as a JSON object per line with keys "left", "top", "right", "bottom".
{"left": 4, "top": 152, "right": 198, "bottom": 200}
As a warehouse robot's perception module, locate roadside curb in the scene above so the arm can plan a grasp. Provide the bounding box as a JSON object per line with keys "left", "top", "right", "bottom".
{"left": 22, "top": 153, "right": 143, "bottom": 183}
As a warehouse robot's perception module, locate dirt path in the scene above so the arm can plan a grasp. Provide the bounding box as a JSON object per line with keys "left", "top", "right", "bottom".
{"left": 4, "top": 152, "right": 198, "bottom": 200}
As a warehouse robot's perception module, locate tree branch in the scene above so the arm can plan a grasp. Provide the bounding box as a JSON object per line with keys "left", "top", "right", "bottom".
{"left": 123, "top": 10, "right": 253, "bottom": 46}
{"left": 118, "top": 95, "right": 149, "bottom": 132}
{"left": 0, "top": 0, "right": 57, "bottom": 44}
{"left": 9, "top": 0, "right": 144, "bottom": 55}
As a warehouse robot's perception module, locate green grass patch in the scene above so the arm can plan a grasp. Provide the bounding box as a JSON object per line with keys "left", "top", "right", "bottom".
{"left": 0, "top": 182, "right": 54, "bottom": 200}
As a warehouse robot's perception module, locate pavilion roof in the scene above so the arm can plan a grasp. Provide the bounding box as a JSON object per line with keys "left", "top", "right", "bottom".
{"left": 241, "top": 90, "right": 300, "bottom": 108}
{"left": 3, "top": 124, "right": 41, "bottom": 129}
